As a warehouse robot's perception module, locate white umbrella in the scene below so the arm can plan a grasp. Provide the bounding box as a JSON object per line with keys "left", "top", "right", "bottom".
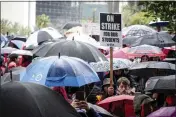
{"left": 66, "top": 33, "right": 99, "bottom": 47}
{"left": 1, "top": 47, "right": 18, "bottom": 54}
{"left": 25, "top": 27, "right": 63, "bottom": 49}
{"left": 10, "top": 50, "right": 33, "bottom": 56}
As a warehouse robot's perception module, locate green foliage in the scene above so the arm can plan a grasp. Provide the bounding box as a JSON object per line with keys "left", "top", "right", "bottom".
{"left": 1, "top": 19, "right": 12, "bottom": 35}
{"left": 121, "top": 4, "right": 154, "bottom": 27}
{"left": 0, "top": 18, "right": 31, "bottom": 36}
{"left": 36, "top": 14, "right": 50, "bottom": 29}
{"left": 129, "top": 12, "right": 155, "bottom": 26}
{"left": 138, "top": 1, "right": 176, "bottom": 32}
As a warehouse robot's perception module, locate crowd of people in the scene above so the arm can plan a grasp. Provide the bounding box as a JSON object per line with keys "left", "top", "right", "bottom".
{"left": 1, "top": 49, "right": 176, "bottom": 117}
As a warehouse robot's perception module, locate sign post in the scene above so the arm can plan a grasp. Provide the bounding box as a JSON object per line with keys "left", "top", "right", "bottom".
{"left": 100, "top": 13, "right": 122, "bottom": 86}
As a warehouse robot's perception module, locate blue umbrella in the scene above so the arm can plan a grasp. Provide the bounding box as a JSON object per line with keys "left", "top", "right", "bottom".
{"left": 21, "top": 56, "right": 100, "bottom": 87}
{"left": 1, "top": 34, "right": 8, "bottom": 47}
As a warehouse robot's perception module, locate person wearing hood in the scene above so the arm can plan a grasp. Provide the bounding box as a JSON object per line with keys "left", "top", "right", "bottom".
{"left": 134, "top": 94, "right": 155, "bottom": 117}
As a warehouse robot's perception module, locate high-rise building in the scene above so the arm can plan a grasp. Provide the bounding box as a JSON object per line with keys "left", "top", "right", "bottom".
{"left": 36, "top": 1, "right": 80, "bottom": 29}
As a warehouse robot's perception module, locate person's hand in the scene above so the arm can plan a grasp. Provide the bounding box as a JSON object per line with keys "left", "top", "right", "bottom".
{"left": 71, "top": 99, "right": 80, "bottom": 108}
{"left": 107, "top": 86, "right": 114, "bottom": 96}
{"left": 79, "top": 101, "right": 90, "bottom": 111}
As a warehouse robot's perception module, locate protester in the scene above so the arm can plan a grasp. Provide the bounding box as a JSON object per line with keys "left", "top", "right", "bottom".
{"left": 101, "top": 78, "right": 115, "bottom": 100}
{"left": 8, "top": 54, "right": 19, "bottom": 69}
{"left": 164, "top": 94, "right": 176, "bottom": 107}
{"left": 21, "top": 55, "right": 32, "bottom": 67}
{"left": 134, "top": 94, "right": 155, "bottom": 117}
{"left": 116, "top": 77, "right": 134, "bottom": 95}
{"left": 140, "top": 55, "right": 150, "bottom": 62}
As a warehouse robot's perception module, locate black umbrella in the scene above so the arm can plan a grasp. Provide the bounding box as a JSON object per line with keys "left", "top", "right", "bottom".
{"left": 25, "top": 27, "right": 63, "bottom": 49}
{"left": 10, "top": 35, "right": 27, "bottom": 42}
{"left": 1, "top": 67, "right": 26, "bottom": 84}
{"left": 32, "top": 39, "right": 107, "bottom": 62}
{"left": 145, "top": 75, "right": 176, "bottom": 93}
{"left": 129, "top": 61, "right": 176, "bottom": 77}
{"left": 163, "top": 58, "right": 176, "bottom": 64}
{"left": 172, "top": 34, "right": 176, "bottom": 42}
{"left": 63, "top": 22, "right": 82, "bottom": 30}
{"left": 122, "top": 36, "right": 139, "bottom": 46}
{"left": 1, "top": 81, "right": 81, "bottom": 117}
{"left": 131, "top": 32, "right": 176, "bottom": 47}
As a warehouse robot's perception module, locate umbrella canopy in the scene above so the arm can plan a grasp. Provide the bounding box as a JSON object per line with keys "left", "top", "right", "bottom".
{"left": 1, "top": 47, "right": 18, "bottom": 54}
{"left": 89, "top": 61, "right": 119, "bottom": 72}
{"left": 1, "top": 81, "right": 81, "bottom": 117}
{"left": 1, "top": 34, "right": 8, "bottom": 47}
{"left": 10, "top": 35, "right": 27, "bottom": 42}
{"left": 66, "top": 33, "right": 99, "bottom": 47}
{"left": 163, "top": 58, "right": 176, "bottom": 64}
{"left": 32, "top": 39, "right": 107, "bottom": 62}
{"left": 21, "top": 56, "right": 100, "bottom": 87}
{"left": 127, "top": 44, "right": 166, "bottom": 58}
{"left": 122, "top": 36, "right": 139, "bottom": 46}
{"left": 63, "top": 22, "right": 82, "bottom": 29}
{"left": 98, "top": 95, "right": 135, "bottom": 117}
{"left": 149, "top": 21, "right": 169, "bottom": 27}
{"left": 1, "top": 67, "right": 26, "bottom": 84}
{"left": 129, "top": 61, "right": 176, "bottom": 77}
{"left": 163, "top": 46, "right": 176, "bottom": 51}
{"left": 65, "top": 26, "right": 83, "bottom": 37}
{"left": 10, "top": 50, "right": 33, "bottom": 56}
{"left": 131, "top": 32, "right": 176, "bottom": 47}
{"left": 88, "top": 103, "right": 113, "bottom": 117}
{"left": 145, "top": 75, "right": 176, "bottom": 93}
{"left": 106, "top": 48, "right": 129, "bottom": 59}
{"left": 110, "top": 58, "right": 133, "bottom": 68}
{"left": 25, "top": 27, "right": 63, "bottom": 49}
{"left": 147, "top": 107, "right": 176, "bottom": 117}
{"left": 122, "top": 25, "right": 156, "bottom": 38}
{"left": 8, "top": 40, "right": 25, "bottom": 49}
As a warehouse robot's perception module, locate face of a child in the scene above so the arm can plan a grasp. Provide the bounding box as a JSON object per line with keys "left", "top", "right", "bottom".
{"left": 118, "top": 83, "right": 130, "bottom": 94}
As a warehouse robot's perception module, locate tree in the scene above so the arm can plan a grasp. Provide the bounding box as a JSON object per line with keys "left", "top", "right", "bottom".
{"left": 128, "top": 12, "right": 154, "bottom": 26}
{"left": 36, "top": 14, "right": 50, "bottom": 29}
{"left": 138, "top": 1, "right": 176, "bottom": 32}
{"left": 1, "top": 19, "right": 31, "bottom": 36}
{"left": 121, "top": 4, "right": 154, "bottom": 27}
{"left": 1, "top": 18, "right": 12, "bottom": 35}
{"left": 10, "top": 22, "right": 20, "bottom": 34}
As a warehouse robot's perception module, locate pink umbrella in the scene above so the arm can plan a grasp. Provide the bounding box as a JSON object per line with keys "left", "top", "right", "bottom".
{"left": 98, "top": 95, "right": 135, "bottom": 117}
{"left": 126, "top": 45, "right": 166, "bottom": 59}
{"left": 106, "top": 47, "right": 130, "bottom": 59}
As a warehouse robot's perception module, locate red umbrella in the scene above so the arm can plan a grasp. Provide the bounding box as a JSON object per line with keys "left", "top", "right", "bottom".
{"left": 106, "top": 47, "right": 130, "bottom": 59}
{"left": 98, "top": 95, "right": 135, "bottom": 117}
{"left": 127, "top": 45, "right": 166, "bottom": 59}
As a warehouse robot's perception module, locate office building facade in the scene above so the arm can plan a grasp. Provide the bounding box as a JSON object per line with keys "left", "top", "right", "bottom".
{"left": 36, "top": 1, "right": 80, "bottom": 29}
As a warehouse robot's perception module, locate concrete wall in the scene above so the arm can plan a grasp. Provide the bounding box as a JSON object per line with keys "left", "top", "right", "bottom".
{"left": 1, "top": 0, "right": 36, "bottom": 31}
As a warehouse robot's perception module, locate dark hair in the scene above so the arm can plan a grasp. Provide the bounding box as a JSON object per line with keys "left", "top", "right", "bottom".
{"left": 141, "top": 55, "right": 150, "bottom": 61}
{"left": 10, "top": 56, "right": 18, "bottom": 62}
{"left": 117, "top": 77, "right": 130, "bottom": 86}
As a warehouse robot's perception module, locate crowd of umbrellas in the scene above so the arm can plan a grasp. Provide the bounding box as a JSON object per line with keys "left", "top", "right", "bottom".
{"left": 1, "top": 23, "right": 176, "bottom": 117}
